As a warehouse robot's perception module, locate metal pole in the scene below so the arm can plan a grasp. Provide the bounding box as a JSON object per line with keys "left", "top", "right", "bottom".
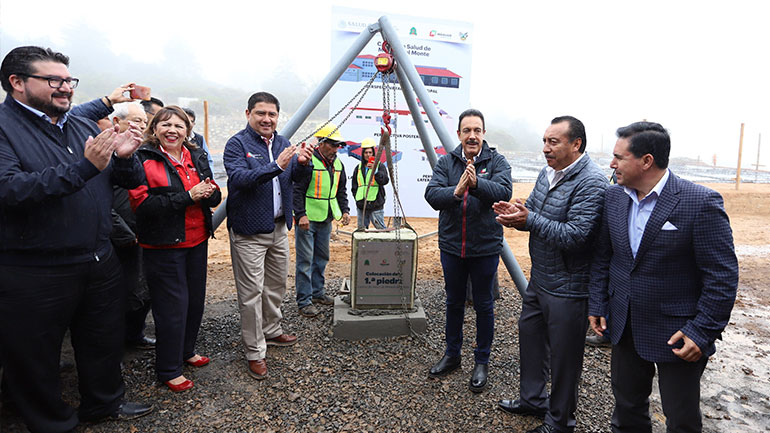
{"left": 379, "top": 16, "right": 528, "bottom": 296}
{"left": 212, "top": 23, "right": 381, "bottom": 230}
{"left": 378, "top": 16, "right": 457, "bottom": 154}
{"left": 500, "top": 242, "right": 529, "bottom": 294}
{"left": 393, "top": 62, "right": 439, "bottom": 168}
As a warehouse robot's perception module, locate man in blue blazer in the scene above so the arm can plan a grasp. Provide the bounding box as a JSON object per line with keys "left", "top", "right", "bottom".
{"left": 588, "top": 122, "right": 738, "bottom": 433}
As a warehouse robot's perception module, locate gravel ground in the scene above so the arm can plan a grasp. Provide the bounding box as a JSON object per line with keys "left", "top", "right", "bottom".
{"left": 0, "top": 278, "right": 625, "bottom": 433}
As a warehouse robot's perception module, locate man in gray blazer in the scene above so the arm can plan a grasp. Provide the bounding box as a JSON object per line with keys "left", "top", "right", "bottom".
{"left": 494, "top": 116, "right": 608, "bottom": 433}
{"left": 588, "top": 121, "right": 738, "bottom": 432}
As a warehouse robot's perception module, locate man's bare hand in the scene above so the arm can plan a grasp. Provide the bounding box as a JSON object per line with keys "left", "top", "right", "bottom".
{"left": 84, "top": 128, "right": 118, "bottom": 171}
{"left": 113, "top": 123, "right": 143, "bottom": 158}
{"left": 668, "top": 331, "right": 703, "bottom": 362}
{"left": 108, "top": 83, "right": 137, "bottom": 104}
{"left": 298, "top": 215, "right": 310, "bottom": 231}
{"left": 276, "top": 144, "right": 297, "bottom": 170}
{"left": 341, "top": 212, "right": 350, "bottom": 226}
{"left": 297, "top": 143, "right": 313, "bottom": 165}
{"left": 454, "top": 170, "right": 469, "bottom": 197}
{"left": 494, "top": 199, "right": 528, "bottom": 229}
{"left": 588, "top": 315, "right": 607, "bottom": 337}
{"left": 492, "top": 200, "right": 516, "bottom": 215}
{"left": 466, "top": 162, "right": 477, "bottom": 188}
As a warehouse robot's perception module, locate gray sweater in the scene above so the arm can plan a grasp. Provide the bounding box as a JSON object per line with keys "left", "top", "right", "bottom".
{"left": 524, "top": 154, "right": 608, "bottom": 298}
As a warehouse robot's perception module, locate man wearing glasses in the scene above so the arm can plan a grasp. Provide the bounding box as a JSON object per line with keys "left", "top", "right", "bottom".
{"left": 292, "top": 125, "right": 350, "bottom": 317}
{"left": 0, "top": 46, "right": 153, "bottom": 433}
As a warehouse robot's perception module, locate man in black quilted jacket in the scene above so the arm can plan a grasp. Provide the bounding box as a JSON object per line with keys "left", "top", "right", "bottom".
{"left": 494, "top": 116, "right": 608, "bottom": 433}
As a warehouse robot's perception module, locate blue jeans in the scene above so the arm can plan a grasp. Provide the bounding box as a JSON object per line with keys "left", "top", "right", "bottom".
{"left": 295, "top": 220, "right": 332, "bottom": 308}
{"left": 357, "top": 207, "right": 386, "bottom": 229}
{"left": 440, "top": 251, "right": 498, "bottom": 364}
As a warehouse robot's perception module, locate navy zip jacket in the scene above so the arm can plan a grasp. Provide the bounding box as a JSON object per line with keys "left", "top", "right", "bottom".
{"left": 425, "top": 141, "right": 512, "bottom": 258}
{"left": 223, "top": 125, "right": 310, "bottom": 235}
{"left": 0, "top": 94, "right": 143, "bottom": 266}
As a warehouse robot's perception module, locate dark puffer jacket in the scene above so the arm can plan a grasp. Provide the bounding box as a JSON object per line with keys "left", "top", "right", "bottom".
{"left": 425, "top": 141, "right": 512, "bottom": 258}
{"left": 525, "top": 154, "right": 608, "bottom": 298}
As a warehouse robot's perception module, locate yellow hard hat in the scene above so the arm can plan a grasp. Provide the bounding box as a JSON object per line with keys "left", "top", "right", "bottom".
{"left": 360, "top": 138, "right": 376, "bottom": 148}
{"left": 314, "top": 123, "right": 343, "bottom": 142}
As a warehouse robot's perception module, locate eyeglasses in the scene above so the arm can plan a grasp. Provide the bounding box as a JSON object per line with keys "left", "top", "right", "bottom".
{"left": 16, "top": 73, "right": 79, "bottom": 89}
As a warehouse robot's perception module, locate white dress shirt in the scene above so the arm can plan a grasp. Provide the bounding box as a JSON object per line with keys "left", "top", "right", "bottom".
{"left": 624, "top": 169, "right": 670, "bottom": 258}
{"left": 262, "top": 134, "right": 284, "bottom": 219}
{"left": 546, "top": 152, "right": 585, "bottom": 190}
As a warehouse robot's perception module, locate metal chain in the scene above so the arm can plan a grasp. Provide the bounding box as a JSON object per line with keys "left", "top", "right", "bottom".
{"left": 379, "top": 69, "right": 442, "bottom": 355}
{"left": 295, "top": 72, "right": 380, "bottom": 145}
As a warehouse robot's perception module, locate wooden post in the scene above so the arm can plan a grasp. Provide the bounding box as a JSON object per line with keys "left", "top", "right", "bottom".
{"left": 736, "top": 123, "right": 744, "bottom": 190}
{"left": 203, "top": 100, "right": 209, "bottom": 146}
{"left": 755, "top": 133, "right": 762, "bottom": 182}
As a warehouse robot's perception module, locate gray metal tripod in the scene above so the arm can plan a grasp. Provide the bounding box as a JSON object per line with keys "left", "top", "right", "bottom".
{"left": 211, "top": 15, "right": 529, "bottom": 295}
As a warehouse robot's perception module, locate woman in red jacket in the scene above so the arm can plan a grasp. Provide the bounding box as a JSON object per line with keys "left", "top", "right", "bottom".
{"left": 129, "top": 106, "right": 221, "bottom": 392}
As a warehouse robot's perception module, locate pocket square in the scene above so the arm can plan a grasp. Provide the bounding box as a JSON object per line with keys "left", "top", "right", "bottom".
{"left": 662, "top": 221, "right": 678, "bottom": 231}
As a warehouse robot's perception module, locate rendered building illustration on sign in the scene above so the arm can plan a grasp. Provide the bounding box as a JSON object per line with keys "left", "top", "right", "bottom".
{"left": 341, "top": 55, "right": 463, "bottom": 89}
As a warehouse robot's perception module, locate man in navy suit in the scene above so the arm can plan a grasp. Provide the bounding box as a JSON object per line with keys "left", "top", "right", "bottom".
{"left": 588, "top": 121, "right": 738, "bottom": 433}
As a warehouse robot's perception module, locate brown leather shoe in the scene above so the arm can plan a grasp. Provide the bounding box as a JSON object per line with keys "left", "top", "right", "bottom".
{"left": 266, "top": 333, "right": 298, "bottom": 347}
{"left": 247, "top": 359, "right": 267, "bottom": 380}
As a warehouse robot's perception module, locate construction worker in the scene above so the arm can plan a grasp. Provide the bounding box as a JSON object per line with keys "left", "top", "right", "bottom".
{"left": 292, "top": 124, "right": 350, "bottom": 317}
{"left": 351, "top": 138, "right": 389, "bottom": 229}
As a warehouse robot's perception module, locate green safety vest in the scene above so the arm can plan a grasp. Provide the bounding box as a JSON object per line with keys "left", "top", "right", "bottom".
{"left": 305, "top": 155, "right": 342, "bottom": 222}
{"left": 355, "top": 164, "right": 380, "bottom": 202}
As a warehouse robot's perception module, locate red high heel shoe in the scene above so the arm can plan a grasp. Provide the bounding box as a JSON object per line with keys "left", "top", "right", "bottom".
{"left": 165, "top": 378, "right": 193, "bottom": 392}
{"left": 185, "top": 355, "right": 210, "bottom": 367}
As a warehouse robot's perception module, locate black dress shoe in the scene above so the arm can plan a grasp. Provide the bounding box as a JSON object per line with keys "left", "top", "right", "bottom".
{"left": 469, "top": 363, "right": 488, "bottom": 393}
{"left": 428, "top": 355, "right": 461, "bottom": 378}
{"left": 497, "top": 399, "right": 547, "bottom": 418}
{"left": 526, "top": 423, "right": 557, "bottom": 433}
{"left": 127, "top": 335, "right": 156, "bottom": 350}
{"left": 110, "top": 401, "right": 154, "bottom": 420}
{"left": 80, "top": 401, "right": 153, "bottom": 422}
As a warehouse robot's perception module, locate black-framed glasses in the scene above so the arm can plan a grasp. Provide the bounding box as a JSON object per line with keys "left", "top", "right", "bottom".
{"left": 15, "top": 73, "right": 79, "bottom": 89}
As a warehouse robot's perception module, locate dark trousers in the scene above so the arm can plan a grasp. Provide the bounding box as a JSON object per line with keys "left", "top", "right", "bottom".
{"left": 115, "top": 243, "right": 152, "bottom": 343}
{"left": 143, "top": 241, "right": 208, "bottom": 382}
{"left": 0, "top": 252, "right": 125, "bottom": 433}
{"left": 440, "top": 252, "right": 498, "bottom": 365}
{"left": 611, "top": 323, "right": 708, "bottom": 433}
{"left": 519, "top": 284, "right": 588, "bottom": 432}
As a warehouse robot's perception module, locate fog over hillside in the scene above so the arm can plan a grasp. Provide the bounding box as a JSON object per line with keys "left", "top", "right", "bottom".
{"left": 0, "top": 26, "right": 544, "bottom": 155}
